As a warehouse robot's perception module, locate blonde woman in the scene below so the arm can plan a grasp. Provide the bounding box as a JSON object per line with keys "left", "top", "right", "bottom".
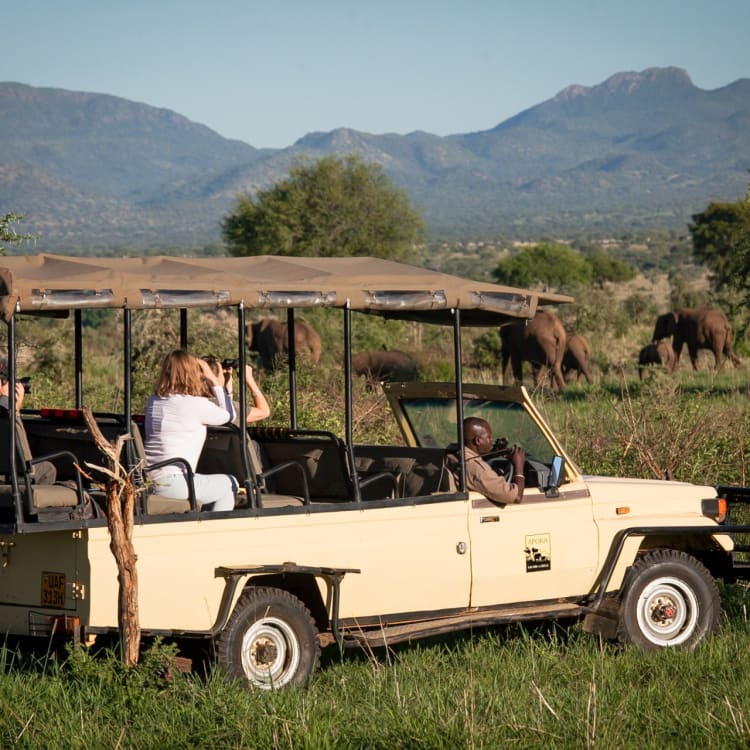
{"left": 144, "top": 350, "right": 237, "bottom": 511}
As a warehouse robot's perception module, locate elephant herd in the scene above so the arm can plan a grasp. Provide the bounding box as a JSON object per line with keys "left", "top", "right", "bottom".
{"left": 499, "top": 310, "right": 593, "bottom": 389}
{"left": 245, "top": 317, "right": 419, "bottom": 385}
{"left": 244, "top": 306, "right": 741, "bottom": 390}
{"left": 499, "top": 306, "right": 741, "bottom": 389}
{"left": 649, "top": 307, "right": 740, "bottom": 373}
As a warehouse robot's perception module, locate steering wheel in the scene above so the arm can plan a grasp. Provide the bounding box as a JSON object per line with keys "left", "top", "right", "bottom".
{"left": 487, "top": 456, "right": 514, "bottom": 483}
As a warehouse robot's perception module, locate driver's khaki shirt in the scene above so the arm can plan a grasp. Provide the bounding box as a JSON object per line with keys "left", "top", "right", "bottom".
{"left": 445, "top": 447, "right": 522, "bottom": 504}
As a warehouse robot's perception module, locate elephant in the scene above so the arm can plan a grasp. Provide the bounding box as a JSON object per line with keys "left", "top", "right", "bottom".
{"left": 351, "top": 350, "right": 418, "bottom": 386}
{"left": 246, "top": 318, "right": 322, "bottom": 371}
{"left": 637, "top": 341, "right": 675, "bottom": 379}
{"left": 562, "top": 334, "right": 594, "bottom": 384}
{"left": 651, "top": 307, "right": 740, "bottom": 372}
{"left": 500, "top": 309, "right": 567, "bottom": 390}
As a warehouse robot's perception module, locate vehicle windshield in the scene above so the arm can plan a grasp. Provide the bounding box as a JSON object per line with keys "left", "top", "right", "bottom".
{"left": 399, "top": 397, "right": 555, "bottom": 464}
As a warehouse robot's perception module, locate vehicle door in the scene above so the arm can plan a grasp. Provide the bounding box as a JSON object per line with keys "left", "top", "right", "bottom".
{"left": 316, "top": 496, "right": 473, "bottom": 619}
{"left": 383, "top": 381, "right": 599, "bottom": 611}
{"left": 467, "top": 478, "right": 598, "bottom": 607}
{"left": 464, "top": 397, "right": 599, "bottom": 606}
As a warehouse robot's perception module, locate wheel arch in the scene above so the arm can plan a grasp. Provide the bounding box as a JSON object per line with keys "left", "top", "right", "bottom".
{"left": 635, "top": 533, "right": 733, "bottom": 581}
{"left": 213, "top": 563, "right": 360, "bottom": 639}
{"left": 591, "top": 525, "right": 731, "bottom": 610}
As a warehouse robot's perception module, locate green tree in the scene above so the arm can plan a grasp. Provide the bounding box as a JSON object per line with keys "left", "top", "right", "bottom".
{"left": 222, "top": 155, "right": 425, "bottom": 260}
{"left": 493, "top": 243, "right": 593, "bottom": 290}
{"left": 689, "top": 184, "right": 750, "bottom": 294}
{"left": 588, "top": 253, "right": 636, "bottom": 285}
{"left": 0, "top": 213, "right": 32, "bottom": 254}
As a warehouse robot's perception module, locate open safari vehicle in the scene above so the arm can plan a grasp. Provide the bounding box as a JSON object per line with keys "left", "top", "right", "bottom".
{"left": 0, "top": 254, "right": 749, "bottom": 689}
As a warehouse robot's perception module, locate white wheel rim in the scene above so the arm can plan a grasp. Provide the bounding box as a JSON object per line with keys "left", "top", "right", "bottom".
{"left": 635, "top": 576, "right": 699, "bottom": 647}
{"left": 241, "top": 616, "right": 301, "bottom": 689}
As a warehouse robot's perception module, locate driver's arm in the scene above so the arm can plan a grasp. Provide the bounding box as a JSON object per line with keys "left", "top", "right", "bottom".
{"left": 467, "top": 455, "right": 524, "bottom": 504}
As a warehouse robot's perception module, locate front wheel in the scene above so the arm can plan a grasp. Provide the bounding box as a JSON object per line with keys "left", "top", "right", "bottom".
{"left": 617, "top": 549, "right": 720, "bottom": 650}
{"left": 216, "top": 586, "right": 320, "bottom": 689}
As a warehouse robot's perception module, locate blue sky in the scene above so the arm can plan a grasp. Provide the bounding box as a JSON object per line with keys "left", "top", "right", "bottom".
{"left": 4, "top": 0, "right": 749, "bottom": 149}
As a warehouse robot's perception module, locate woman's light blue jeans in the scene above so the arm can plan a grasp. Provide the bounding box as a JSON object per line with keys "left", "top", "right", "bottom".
{"left": 153, "top": 471, "right": 237, "bottom": 511}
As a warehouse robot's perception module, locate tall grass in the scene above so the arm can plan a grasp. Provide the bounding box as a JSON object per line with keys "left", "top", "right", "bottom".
{"left": 2, "top": 604, "right": 750, "bottom": 749}
{"left": 538, "top": 371, "right": 750, "bottom": 487}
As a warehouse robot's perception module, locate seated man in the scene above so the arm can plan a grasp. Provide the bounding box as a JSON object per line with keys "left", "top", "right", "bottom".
{"left": 0, "top": 361, "right": 57, "bottom": 484}
{"left": 445, "top": 417, "right": 525, "bottom": 504}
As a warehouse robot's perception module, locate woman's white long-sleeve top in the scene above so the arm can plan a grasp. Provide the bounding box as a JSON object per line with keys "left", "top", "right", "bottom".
{"left": 144, "top": 386, "right": 234, "bottom": 480}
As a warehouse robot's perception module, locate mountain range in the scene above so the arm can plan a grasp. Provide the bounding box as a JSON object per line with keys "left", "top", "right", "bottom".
{"left": 1, "top": 67, "right": 749, "bottom": 251}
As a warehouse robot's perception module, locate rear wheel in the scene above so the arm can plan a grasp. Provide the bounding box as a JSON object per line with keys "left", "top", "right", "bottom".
{"left": 216, "top": 586, "right": 319, "bottom": 689}
{"left": 617, "top": 549, "right": 720, "bottom": 650}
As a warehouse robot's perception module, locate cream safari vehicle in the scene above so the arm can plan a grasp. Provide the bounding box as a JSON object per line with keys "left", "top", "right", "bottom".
{"left": 0, "top": 254, "right": 747, "bottom": 689}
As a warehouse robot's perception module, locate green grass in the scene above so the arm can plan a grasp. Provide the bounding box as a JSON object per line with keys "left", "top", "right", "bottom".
{"left": 1, "top": 590, "right": 750, "bottom": 749}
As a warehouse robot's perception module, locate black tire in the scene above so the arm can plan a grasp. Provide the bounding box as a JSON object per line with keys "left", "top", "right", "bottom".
{"left": 216, "top": 586, "right": 319, "bottom": 689}
{"left": 617, "top": 549, "right": 720, "bottom": 650}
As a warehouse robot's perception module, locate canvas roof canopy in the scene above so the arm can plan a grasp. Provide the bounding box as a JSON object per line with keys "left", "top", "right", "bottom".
{"left": 0, "top": 254, "right": 572, "bottom": 325}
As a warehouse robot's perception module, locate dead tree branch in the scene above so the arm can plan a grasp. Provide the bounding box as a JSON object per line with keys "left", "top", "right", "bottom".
{"left": 82, "top": 407, "right": 140, "bottom": 666}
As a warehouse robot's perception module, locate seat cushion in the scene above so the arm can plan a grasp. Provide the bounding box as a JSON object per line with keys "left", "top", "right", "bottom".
{"left": 144, "top": 494, "right": 191, "bottom": 515}
{"left": 28, "top": 484, "right": 80, "bottom": 509}
{"left": 259, "top": 493, "right": 305, "bottom": 509}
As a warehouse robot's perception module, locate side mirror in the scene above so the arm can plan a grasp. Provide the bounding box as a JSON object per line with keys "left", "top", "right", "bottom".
{"left": 546, "top": 455, "right": 564, "bottom": 498}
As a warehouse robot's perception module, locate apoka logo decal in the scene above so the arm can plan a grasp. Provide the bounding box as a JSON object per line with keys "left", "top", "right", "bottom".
{"left": 524, "top": 533, "right": 551, "bottom": 572}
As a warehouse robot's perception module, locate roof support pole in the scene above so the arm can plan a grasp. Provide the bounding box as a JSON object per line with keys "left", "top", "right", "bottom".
{"left": 237, "top": 303, "right": 256, "bottom": 507}
{"left": 344, "top": 302, "right": 353, "bottom": 446}
{"left": 6, "top": 315, "right": 22, "bottom": 520}
{"left": 180, "top": 309, "right": 188, "bottom": 351}
{"left": 452, "top": 307, "right": 466, "bottom": 493}
{"left": 343, "top": 302, "right": 361, "bottom": 503}
{"left": 74, "top": 309, "right": 83, "bottom": 409}
{"left": 287, "top": 308, "right": 297, "bottom": 429}
{"left": 123, "top": 309, "right": 132, "bottom": 436}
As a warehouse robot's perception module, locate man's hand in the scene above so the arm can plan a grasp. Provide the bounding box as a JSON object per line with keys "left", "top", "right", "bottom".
{"left": 510, "top": 445, "right": 526, "bottom": 476}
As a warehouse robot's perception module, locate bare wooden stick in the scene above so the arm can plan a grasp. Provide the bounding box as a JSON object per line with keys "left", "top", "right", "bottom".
{"left": 83, "top": 406, "right": 140, "bottom": 666}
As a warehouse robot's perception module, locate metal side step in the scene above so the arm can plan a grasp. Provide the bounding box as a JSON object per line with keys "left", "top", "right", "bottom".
{"left": 342, "top": 601, "right": 584, "bottom": 648}
{"left": 731, "top": 560, "right": 750, "bottom": 580}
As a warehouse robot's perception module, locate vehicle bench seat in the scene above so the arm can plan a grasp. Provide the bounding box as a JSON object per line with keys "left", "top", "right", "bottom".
{"left": 354, "top": 445, "right": 456, "bottom": 497}
{"left": 247, "top": 426, "right": 404, "bottom": 502}
{"left": 199, "top": 426, "right": 310, "bottom": 508}
{"left": 250, "top": 429, "right": 351, "bottom": 502}
{"left": 0, "top": 413, "right": 95, "bottom": 522}
{"left": 21, "top": 414, "right": 127, "bottom": 485}
{"left": 200, "top": 426, "right": 399, "bottom": 506}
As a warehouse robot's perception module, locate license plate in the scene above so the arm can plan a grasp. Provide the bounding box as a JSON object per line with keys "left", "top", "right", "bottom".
{"left": 41, "top": 572, "right": 66, "bottom": 608}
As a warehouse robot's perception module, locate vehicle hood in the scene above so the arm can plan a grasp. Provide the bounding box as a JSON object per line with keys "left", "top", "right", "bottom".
{"left": 583, "top": 474, "right": 717, "bottom": 521}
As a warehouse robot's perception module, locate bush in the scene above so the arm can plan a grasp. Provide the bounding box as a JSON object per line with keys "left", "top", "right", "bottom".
{"left": 471, "top": 330, "right": 502, "bottom": 370}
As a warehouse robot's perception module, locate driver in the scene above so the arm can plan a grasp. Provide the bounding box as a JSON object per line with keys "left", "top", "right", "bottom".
{"left": 445, "top": 417, "right": 526, "bottom": 504}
